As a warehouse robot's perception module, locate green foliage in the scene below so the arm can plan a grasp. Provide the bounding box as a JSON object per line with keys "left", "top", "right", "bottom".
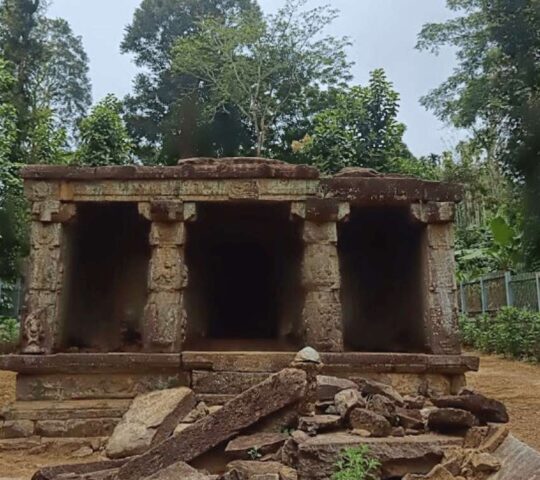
{"left": 294, "top": 70, "right": 417, "bottom": 175}
{"left": 461, "top": 307, "right": 540, "bottom": 362}
{"left": 417, "top": 0, "right": 540, "bottom": 268}
{"left": 76, "top": 95, "right": 133, "bottom": 166}
{"left": 332, "top": 446, "right": 380, "bottom": 480}
{"left": 0, "top": 316, "right": 19, "bottom": 345}
{"left": 122, "top": 0, "right": 260, "bottom": 163}
{"left": 247, "top": 448, "right": 262, "bottom": 460}
{"left": 172, "top": 0, "right": 351, "bottom": 156}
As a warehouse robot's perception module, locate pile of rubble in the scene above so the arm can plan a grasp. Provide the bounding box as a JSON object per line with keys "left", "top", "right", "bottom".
{"left": 32, "top": 349, "right": 513, "bottom": 480}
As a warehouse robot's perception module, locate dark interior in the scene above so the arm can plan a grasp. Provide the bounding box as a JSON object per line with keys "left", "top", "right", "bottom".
{"left": 60, "top": 203, "right": 150, "bottom": 352}
{"left": 184, "top": 202, "right": 303, "bottom": 350}
{"left": 339, "top": 206, "right": 426, "bottom": 352}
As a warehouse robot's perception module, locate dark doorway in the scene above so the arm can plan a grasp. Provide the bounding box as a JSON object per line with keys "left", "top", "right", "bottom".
{"left": 60, "top": 203, "right": 150, "bottom": 352}
{"left": 184, "top": 202, "right": 303, "bottom": 350}
{"left": 339, "top": 206, "right": 426, "bottom": 352}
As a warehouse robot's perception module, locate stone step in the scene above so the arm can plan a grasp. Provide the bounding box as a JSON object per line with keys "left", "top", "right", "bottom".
{"left": 0, "top": 436, "right": 107, "bottom": 454}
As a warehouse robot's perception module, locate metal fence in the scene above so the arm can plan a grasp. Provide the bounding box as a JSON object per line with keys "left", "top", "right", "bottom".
{"left": 0, "top": 279, "right": 23, "bottom": 319}
{"left": 460, "top": 271, "right": 540, "bottom": 315}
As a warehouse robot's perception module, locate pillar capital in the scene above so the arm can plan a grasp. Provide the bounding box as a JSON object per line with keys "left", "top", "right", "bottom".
{"left": 410, "top": 202, "right": 455, "bottom": 224}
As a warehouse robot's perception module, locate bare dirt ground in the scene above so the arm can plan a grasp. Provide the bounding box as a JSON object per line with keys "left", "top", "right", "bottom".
{"left": 0, "top": 352, "right": 539, "bottom": 478}
{"left": 466, "top": 351, "right": 540, "bottom": 451}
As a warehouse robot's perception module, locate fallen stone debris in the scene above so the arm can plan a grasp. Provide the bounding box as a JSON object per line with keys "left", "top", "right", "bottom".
{"left": 28, "top": 348, "right": 530, "bottom": 480}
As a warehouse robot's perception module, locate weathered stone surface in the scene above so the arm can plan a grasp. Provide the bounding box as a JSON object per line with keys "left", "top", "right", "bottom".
{"left": 334, "top": 388, "right": 365, "bottom": 418}
{"left": 192, "top": 371, "right": 271, "bottom": 395}
{"left": 225, "top": 433, "right": 288, "bottom": 459}
{"left": 470, "top": 452, "right": 500, "bottom": 473}
{"left": 348, "top": 408, "right": 392, "bottom": 437}
{"left": 427, "top": 408, "right": 478, "bottom": 433}
{"left": 431, "top": 390, "right": 509, "bottom": 424}
{"left": 226, "top": 461, "right": 297, "bottom": 480}
{"left": 106, "top": 387, "right": 195, "bottom": 459}
{"left": 16, "top": 372, "right": 187, "bottom": 401}
{"left": 296, "top": 433, "right": 462, "bottom": 479}
{"left": 182, "top": 402, "right": 210, "bottom": 423}
{"left": 32, "top": 459, "right": 127, "bottom": 480}
{"left": 316, "top": 375, "right": 357, "bottom": 401}
{"left": 403, "top": 395, "right": 426, "bottom": 410}
{"left": 367, "top": 394, "right": 397, "bottom": 422}
{"left": 492, "top": 434, "right": 540, "bottom": 480}
{"left": 357, "top": 378, "right": 404, "bottom": 406}
{"left": 462, "top": 426, "right": 489, "bottom": 449}
{"left": 181, "top": 352, "right": 294, "bottom": 373}
{"left": 403, "top": 464, "right": 456, "bottom": 480}
{"left": 146, "top": 461, "right": 210, "bottom": 480}
{"left": 117, "top": 368, "right": 307, "bottom": 480}
{"left": 35, "top": 418, "right": 117, "bottom": 438}
{"left": 0, "top": 419, "right": 34, "bottom": 438}
{"left": 478, "top": 425, "right": 509, "bottom": 453}
{"left": 301, "top": 245, "right": 340, "bottom": 289}
{"left": 396, "top": 407, "right": 424, "bottom": 431}
{"left": 298, "top": 415, "right": 341, "bottom": 435}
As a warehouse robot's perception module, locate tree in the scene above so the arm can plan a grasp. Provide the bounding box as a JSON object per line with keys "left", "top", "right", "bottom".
{"left": 76, "top": 95, "right": 133, "bottom": 166}
{"left": 121, "top": 0, "right": 260, "bottom": 163}
{"left": 0, "top": 0, "right": 91, "bottom": 152}
{"left": 172, "top": 0, "right": 351, "bottom": 156}
{"left": 293, "top": 70, "right": 414, "bottom": 174}
{"left": 417, "top": 0, "right": 540, "bottom": 267}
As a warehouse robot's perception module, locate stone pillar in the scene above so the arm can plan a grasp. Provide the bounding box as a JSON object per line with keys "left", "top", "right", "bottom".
{"left": 139, "top": 201, "right": 190, "bottom": 353}
{"left": 411, "top": 202, "right": 461, "bottom": 355}
{"left": 21, "top": 201, "right": 76, "bottom": 354}
{"left": 294, "top": 200, "right": 349, "bottom": 352}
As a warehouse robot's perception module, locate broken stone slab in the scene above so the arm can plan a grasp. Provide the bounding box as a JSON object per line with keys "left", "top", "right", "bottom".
{"left": 366, "top": 394, "right": 397, "bottom": 422}
{"left": 296, "top": 433, "right": 462, "bottom": 479}
{"left": 357, "top": 378, "right": 404, "bottom": 406}
{"left": 431, "top": 390, "right": 509, "bottom": 424}
{"left": 396, "top": 407, "right": 424, "bottom": 431}
{"left": 403, "top": 464, "right": 456, "bottom": 480}
{"left": 145, "top": 461, "right": 211, "bottom": 480}
{"left": 32, "top": 459, "right": 127, "bottom": 480}
{"left": 182, "top": 402, "right": 210, "bottom": 423}
{"left": 403, "top": 395, "right": 426, "bottom": 410}
{"left": 106, "top": 387, "right": 196, "bottom": 459}
{"left": 117, "top": 368, "right": 307, "bottom": 480}
{"left": 0, "top": 419, "right": 34, "bottom": 438}
{"left": 225, "top": 433, "right": 288, "bottom": 460}
{"left": 226, "top": 461, "right": 297, "bottom": 480}
{"left": 427, "top": 408, "right": 478, "bottom": 433}
{"left": 348, "top": 408, "right": 392, "bottom": 437}
{"left": 298, "top": 415, "right": 341, "bottom": 435}
{"left": 491, "top": 434, "right": 540, "bottom": 480}
{"left": 334, "top": 388, "right": 365, "bottom": 418}
{"left": 316, "top": 375, "right": 357, "bottom": 401}
{"left": 470, "top": 451, "right": 500, "bottom": 473}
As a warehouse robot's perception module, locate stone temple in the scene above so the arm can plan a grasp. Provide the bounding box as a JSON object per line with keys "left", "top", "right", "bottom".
{"left": 0, "top": 157, "right": 478, "bottom": 439}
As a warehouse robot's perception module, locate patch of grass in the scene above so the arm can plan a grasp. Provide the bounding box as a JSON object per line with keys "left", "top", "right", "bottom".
{"left": 332, "top": 446, "right": 381, "bottom": 480}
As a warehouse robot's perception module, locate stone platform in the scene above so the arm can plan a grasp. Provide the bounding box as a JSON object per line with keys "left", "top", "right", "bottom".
{"left": 0, "top": 352, "right": 478, "bottom": 440}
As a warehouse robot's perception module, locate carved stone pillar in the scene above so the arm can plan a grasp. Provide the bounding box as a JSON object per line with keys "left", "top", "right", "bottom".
{"left": 139, "top": 201, "right": 190, "bottom": 353}
{"left": 295, "top": 200, "right": 349, "bottom": 352}
{"left": 21, "top": 201, "right": 76, "bottom": 354}
{"left": 411, "top": 202, "right": 461, "bottom": 354}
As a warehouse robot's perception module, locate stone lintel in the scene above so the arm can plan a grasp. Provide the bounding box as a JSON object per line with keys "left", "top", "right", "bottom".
{"left": 323, "top": 177, "right": 463, "bottom": 204}
{"left": 410, "top": 202, "right": 456, "bottom": 224}
{"left": 138, "top": 201, "right": 184, "bottom": 222}
{"left": 291, "top": 200, "right": 349, "bottom": 223}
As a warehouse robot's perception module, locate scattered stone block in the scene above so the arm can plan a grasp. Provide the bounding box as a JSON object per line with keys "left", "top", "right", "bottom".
{"left": 357, "top": 378, "right": 404, "bottom": 406}
{"left": 117, "top": 368, "right": 306, "bottom": 480}
{"left": 403, "top": 395, "right": 426, "bottom": 410}
{"left": 367, "top": 394, "right": 397, "bottom": 422}
{"left": 470, "top": 452, "right": 500, "bottom": 473}
{"left": 462, "top": 426, "right": 488, "bottom": 449}
{"left": 431, "top": 390, "right": 508, "bottom": 424}
{"left": 225, "top": 433, "right": 288, "bottom": 459}
{"left": 427, "top": 408, "right": 478, "bottom": 433}
{"left": 226, "top": 461, "right": 297, "bottom": 480}
{"left": 348, "top": 408, "right": 391, "bottom": 437}
{"left": 106, "top": 387, "right": 195, "bottom": 459}
{"left": 316, "top": 375, "right": 357, "bottom": 401}
{"left": 478, "top": 425, "right": 509, "bottom": 453}
{"left": 396, "top": 407, "right": 424, "bottom": 430}
{"left": 334, "top": 388, "right": 365, "bottom": 418}
{"left": 32, "top": 459, "right": 127, "bottom": 480}
{"left": 298, "top": 415, "right": 341, "bottom": 435}
{"left": 146, "top": 461, "right": 211, "bottom": 479}
{"left": 182, "top": 402, "right": 210, "bottom": 423}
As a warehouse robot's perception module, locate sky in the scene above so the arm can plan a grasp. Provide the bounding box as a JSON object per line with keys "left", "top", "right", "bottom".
{"left": 48, "top": 0, "right": 465, "bottom": 157}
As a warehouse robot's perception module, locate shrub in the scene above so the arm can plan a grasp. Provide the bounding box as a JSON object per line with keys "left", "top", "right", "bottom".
{"left": 460, "top": 307, "right": 540, "bottom": 361}
{"left": 0, "top": 316, "right": 19, "bottom": 352}
{"left": 332, "top": 446, "right": 381, "bottom": 480}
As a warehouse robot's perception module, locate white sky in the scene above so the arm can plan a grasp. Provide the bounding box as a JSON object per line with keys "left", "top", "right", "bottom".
{"left": 48, "top": 0, "right": 465, "bottom": 157}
